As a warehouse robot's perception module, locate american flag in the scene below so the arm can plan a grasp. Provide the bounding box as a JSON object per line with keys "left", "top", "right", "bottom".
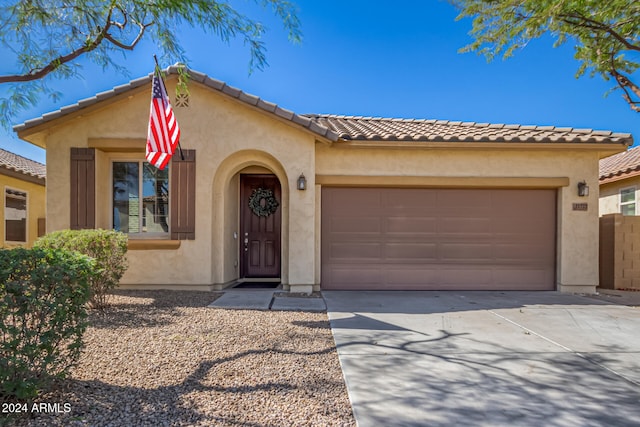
{"left": 146, "top": 71, "right": 180, "bottom": 170}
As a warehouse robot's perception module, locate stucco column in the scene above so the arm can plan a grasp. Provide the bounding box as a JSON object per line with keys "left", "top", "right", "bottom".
{"left": 287, "top": 173, "right": 316, "bottom": 294}
{"left": 556, "top": 183, "right": 599, "bottom": 294}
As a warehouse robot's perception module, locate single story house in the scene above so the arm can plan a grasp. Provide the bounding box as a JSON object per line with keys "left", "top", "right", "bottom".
{"left": 0, "top": 148, "right": 46, "bottom": 246}
{"left": 600, "top": 146, "right": 640, "bottom": 215}
{"left": 14, "top": 66, "right": 633, "bottom": 294}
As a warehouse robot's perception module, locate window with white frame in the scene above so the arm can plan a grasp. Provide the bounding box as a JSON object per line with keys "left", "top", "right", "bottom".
{"left": 112, "top": 161, "right": 169, "bottom": 236}
{"left": 5, "top": 188, "right": 27, "bottom": 243}
{"left": 620, "top": 187, "right": 637, "bottom": 216}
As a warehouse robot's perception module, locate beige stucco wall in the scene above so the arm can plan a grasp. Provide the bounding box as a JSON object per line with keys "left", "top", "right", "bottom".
{"left": 20, "top": 75, "right": 622, "bottom": 294}
{"left": 600, "top": 176, "right": 640, "bottom": 216}
{"left": 30, "top": 78, "right": 317, "bottom": 291}
{"left": 316, "top": 145, "right": 605, "bottom": 293}
{"left": 0, "top": 173, "right": 45, "bottom": 247}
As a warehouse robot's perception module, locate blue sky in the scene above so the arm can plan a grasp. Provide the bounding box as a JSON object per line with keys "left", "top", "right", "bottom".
{"left": 2, "top": 0, "right": 639, "bottom": 164}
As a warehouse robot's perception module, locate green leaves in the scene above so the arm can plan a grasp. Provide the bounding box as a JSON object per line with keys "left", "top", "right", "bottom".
{"left": 453, "top": 0, "right": 640, "bottom": 111}
{"left": 35, "top": 229, "right": 129, "bottom": 309}
{"left": 0, "top": 247, "right": 94, "bottom": 402}
{"left": 0, "top": 0, "right": 303, "bottom": 127}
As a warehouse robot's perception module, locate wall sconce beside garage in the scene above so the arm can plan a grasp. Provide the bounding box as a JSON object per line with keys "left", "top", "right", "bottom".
{"left": 577, "top": 181, "right": 589, "bottom": 197}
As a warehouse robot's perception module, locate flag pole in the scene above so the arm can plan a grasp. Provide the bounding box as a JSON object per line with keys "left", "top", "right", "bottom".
{"left": 153, "top": 55, "right": 184, "bottom": 161}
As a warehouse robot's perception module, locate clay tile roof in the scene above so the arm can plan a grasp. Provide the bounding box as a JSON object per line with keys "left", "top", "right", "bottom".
{"left": 13, "top": 66, "right": 633, "bottom": 148}
{"left": 599, "top": 145, "right": 640, "bottom": 182}
{"left": 305, "top": 114, "right": 634, "bottom": 145}
{"left": 0, "top": 148, "right": 46, "bottom": 180}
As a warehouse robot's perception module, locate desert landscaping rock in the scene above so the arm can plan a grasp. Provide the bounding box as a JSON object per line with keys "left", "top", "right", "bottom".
{"left": 12, "top": 290, "right": 354, "bottom": 427}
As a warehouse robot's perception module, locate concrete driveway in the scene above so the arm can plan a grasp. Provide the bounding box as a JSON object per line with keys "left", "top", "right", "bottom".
{"left": 323, "top": 291, "right": 640, "bottom": 427}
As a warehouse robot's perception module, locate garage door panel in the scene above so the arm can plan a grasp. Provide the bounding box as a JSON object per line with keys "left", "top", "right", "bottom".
{"left": 491, "top": 190, "right": 554, "bottom": 215}
{"left": 440, "top": 217, "right": 492, "bottom": 233}
{"left": 386, "top": 217, "right": 437, "bottom": 233}
{"left": 490, "top": 219, "right": 528, "bottom": 234}
{"left": 323, "top": 267, "right": 554, "bottom": 291}
{"left": 386, "top": 267, "right": 440, "bottom": 286}
{"left": 330, "top": 189, "right": 381, "bottom": 208}
{"left": 385, "top": 243, "right": 438, "bottom": 260}
{"left": 327, "top": 267, "right": 384, "bottom": 288}
{"left": 329, "top": 217, "right": 381, "bottom": 233}
{"left": 385, "top": 189, "right": 438, "bottom": 209}
{"left": 436, "top": 190, "right": 489, "bottom": 208}
{"left": 493, "top": 243, "right": 554, "bottom": 262}
{"left": 437, "top": 267, "right": 493, "bottom": 286}
{"left": 322, "top": 187, "right": 556, "bottom": 291}
{"left": 329, "top": 242, "right": 382, "bottom": 260}
{"left": 439, "top": 243, "right": 494, "bottom": 261}
{"left": 491, "top": 233, "right": 550, "bottom": 246}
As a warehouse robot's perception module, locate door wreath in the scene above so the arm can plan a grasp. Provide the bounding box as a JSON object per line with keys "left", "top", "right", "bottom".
{"left": 248, "top": 188, "right": 279, "bottom": 217}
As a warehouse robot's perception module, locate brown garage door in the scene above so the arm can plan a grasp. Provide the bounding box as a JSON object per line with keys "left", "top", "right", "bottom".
{"left": 321, "top": 188, "right": 556, "bottom": 290}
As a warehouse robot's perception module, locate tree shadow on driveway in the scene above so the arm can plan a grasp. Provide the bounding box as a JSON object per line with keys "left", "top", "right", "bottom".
{"left": 324, "top": 291, "right": 640, "bottom": 426}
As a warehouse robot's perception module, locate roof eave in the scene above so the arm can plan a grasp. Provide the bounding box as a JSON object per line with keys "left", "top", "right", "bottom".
{"left": 600, "top": 168, "right": 640, "bottom": 185}
{"left": 14, "top": 79, "right": 152, "bottom": 146}
{"left": 13, "top": 66, "right": 340, "bottom": 144}
{"left": 332, "top": 140, "right": 631, "bottom": 151}
{"left": 0, "top": 165, "right": 46, "bottom": 186}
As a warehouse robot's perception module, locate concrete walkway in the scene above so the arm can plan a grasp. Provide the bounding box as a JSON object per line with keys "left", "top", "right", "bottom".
{"left": 324, "top": 291, "right": 640, "bottom": 427}
{"left": 209, "top": 289, "right": 326, "bottom": 312}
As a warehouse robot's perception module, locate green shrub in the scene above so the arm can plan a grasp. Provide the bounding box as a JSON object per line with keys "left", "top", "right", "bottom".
{"left": 35, "top": 229, "right": 128, "bottom": 309}
{"left": 0, "top": 247, "right": 94, "bottom": 401}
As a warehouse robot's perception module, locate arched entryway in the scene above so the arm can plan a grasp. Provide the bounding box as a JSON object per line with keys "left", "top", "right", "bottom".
{"left": 210, "top": 150, "right": 289, "bottom": 288}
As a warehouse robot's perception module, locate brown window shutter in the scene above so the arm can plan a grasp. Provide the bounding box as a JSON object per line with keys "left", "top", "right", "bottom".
{"left": 170, "top": 149, "right": 196, "bottom": 240}
{"left": 70, "top": 148, "right": 95, "bottom": 230}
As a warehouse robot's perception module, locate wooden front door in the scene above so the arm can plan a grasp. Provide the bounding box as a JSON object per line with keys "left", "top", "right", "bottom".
{"left": 240, "top": 175, "right": 282, "bottom": 278}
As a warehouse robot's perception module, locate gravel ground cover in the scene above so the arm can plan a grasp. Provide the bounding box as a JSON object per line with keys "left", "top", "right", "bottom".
{"left": 11, "top": 290, "right": 355, "bottom": 427}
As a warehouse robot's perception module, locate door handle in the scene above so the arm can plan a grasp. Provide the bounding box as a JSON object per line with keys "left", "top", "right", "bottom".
{"left": 244, "top": 237, "right": 248, "bottom": 252}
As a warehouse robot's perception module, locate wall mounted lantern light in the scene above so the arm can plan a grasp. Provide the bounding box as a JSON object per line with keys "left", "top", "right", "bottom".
{"left": 577, "top": 181, "right": 589, "bottom": 197}
{"left": 297, "top": 173, "right": 307, "bottom": 191}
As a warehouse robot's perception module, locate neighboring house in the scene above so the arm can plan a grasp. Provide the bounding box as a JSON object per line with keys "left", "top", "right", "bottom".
{"left": 14, "top": 66, "right": 632, "bottom": 294}
{"left": 0, "top": 148, "right": 46, "bottom": 247}
{"left": 599, "top": 146, "right": 640, "bottom": 215}
{"left": 598, "top": 147, "right": 640, "bottom": 290}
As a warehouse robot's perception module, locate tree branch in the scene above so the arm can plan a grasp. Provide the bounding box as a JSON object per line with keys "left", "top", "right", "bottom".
{"left": 104, "top": 21, "right": 152, "bottom": 50}
{"left": 613, "top": 75, "right": 640, "bottom": 112}
{"left": 609, "top": 61, "right": 640, "bottom": 113}
{"left": 0, "top": 6, "right": 115, "bottom": 84}
{"left": 0, "top": 5, "right": 151, "bottom": 83}
{"left": 109, "top": 4, "right": 128, "bottom": 30}
{"left": 0, "top": 38, "right": 106, "bottom": 83}
{"left": 559, "top": 12, "right": 640, "bottom": 52}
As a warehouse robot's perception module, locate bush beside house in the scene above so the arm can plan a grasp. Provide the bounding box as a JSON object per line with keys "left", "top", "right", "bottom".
{"left": 35, "top": 229, "right": 128, "bottom": 309}
{"left": 0, "top": 247, "right": 94, "bottom": 402}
